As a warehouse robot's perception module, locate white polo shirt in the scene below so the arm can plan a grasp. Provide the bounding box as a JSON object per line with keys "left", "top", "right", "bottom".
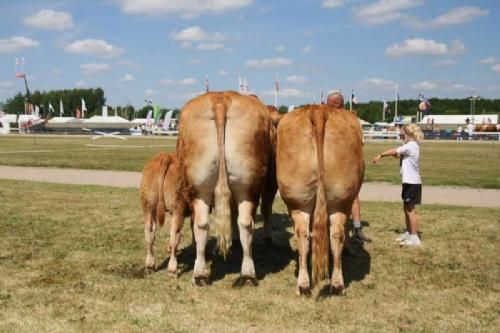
{"left": 396, "top": 141, "right": 421, "bottom": 184}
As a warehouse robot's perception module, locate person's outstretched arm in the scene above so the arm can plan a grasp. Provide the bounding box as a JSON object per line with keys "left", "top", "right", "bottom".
{"left": 372, "top": 148, "right": 398, "bottom": 164}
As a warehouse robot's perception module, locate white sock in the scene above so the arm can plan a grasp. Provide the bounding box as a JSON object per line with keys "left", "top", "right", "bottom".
{"left": 353, "top": 221, "right": 361, "bottom": 229}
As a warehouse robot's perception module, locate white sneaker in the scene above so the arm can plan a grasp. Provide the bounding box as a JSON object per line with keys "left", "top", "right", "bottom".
{"left": 395, "top": 231, "right": 409, "bottom": 242}
{"left": 400, "top": 235, "right": 421, "bottom": 247}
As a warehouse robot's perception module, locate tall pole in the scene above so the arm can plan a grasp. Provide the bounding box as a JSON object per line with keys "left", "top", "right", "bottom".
{"left": 395, "top": 84, "right": 399, "bottom": 120}
{"left": 349, "top": 90, "right": 352, "bottom": 111}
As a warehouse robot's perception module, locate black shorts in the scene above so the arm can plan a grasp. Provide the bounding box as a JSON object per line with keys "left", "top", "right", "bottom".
{"left": 401, "top": 183, "right": 422, "bottom": 205}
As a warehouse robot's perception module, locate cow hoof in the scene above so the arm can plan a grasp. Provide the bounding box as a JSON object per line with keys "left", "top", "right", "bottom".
{"left": 297, "top": 286, "right": 311, "bottom": 297}
{"left": 234, "top": 275, "right": 258, "bottom": 288}
{"left": 330, "top": 285, "right": 345, "bottom": 296}
{"left": 242, "top": 275, "right": 258, "bottom": 286}
{"left": 193, "top": 276, "right": 209, "bottom": 286}
{"left": 144, "top": 267, "right": 155, "bottom": 275}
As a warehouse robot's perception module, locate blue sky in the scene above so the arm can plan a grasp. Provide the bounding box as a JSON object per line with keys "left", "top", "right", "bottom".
{"left": 0, "top": 0, "right": 499, "bottom": 108}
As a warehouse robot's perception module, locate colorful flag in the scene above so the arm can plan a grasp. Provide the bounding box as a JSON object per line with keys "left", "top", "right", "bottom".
{"left": 81, "top": 98, "right": 87, "bottom": 118}
{"left": 153, "top": 104, "right": 162, "bottom": 124}
{"left": 418, "top": 93, "right": 425, "bottom": 102}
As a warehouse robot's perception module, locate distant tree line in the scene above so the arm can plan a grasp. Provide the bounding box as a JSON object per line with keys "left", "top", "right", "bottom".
{"left": 348, "top": 98, "right": 500, "bottom": 124}
{"left": 2, "top": 88, "right": 498, "bottom": 124}
{"left": 2, "top": 88, "right": 106, "bottom": 118}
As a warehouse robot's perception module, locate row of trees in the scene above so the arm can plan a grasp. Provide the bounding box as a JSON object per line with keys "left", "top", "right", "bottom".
{"left": 2, "top": 87, "right": 499, "bottom": 123}
{"left": 2, "top": 88, "right": 106, "bottom": 118}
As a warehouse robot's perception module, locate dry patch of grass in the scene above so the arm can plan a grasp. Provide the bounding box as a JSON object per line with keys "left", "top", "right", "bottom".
{"left": 0, "top": 179, "right": 499, "bottom": 332}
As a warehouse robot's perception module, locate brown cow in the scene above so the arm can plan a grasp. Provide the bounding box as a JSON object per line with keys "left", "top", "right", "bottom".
{"left": 276, "top": 104, "right": 364, "bottom": 295}
{"left": 139, "top": 152, "right": 190, "bottom": 274}
{"left": 177, "top": 91, "right": 271, "bottom": 285}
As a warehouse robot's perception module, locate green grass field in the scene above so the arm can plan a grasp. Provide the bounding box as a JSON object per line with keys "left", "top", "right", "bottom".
{"left": 1, "top": 135, "right": 499, "bottom": 188}
{"left": 0, "top": 179, "right": 499, "bottom": 332}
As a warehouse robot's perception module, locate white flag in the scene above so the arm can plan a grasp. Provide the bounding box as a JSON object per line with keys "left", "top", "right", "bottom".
{"left": 81, "top": 98, "right": 87, "bottom": 118}
{"left": 238, "top": 75, "right": 243, "bottom": 93}
{"left": 35, "top": 105, "right": 40, "bottom": 117}
{"left": 163, "top": 110, "right": 173, "bottom": 130}
{"left": 59, "top": 99, "right": 64, "bottom": 116}
{"left": 102, "top": 105, "right": 108, "bottom": 117}
{"left": 243, "top": 77, "right": 249, "bottom": 93}
{"left": 48, "top": 102, "right": 54, "bottom": 113}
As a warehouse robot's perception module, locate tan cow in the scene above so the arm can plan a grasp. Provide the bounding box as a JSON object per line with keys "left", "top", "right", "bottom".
{"left": 276, "top": 104, "right": 364, "bottom": 295}
{"left": 139, "top": 152, "right": 190, "bottom": 275}
{"left": 177, "top": 91, "right": 271, "bottom": 285}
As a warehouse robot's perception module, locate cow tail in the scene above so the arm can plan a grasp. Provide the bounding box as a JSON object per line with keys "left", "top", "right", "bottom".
{"left": 213, "top": 95, "right": 232, "bottom": 259}
{"left": 311, "top": 106, "right": 329, "bottom": 284}
{"left": 156, "top": 154, "right": 174, "bottom": 227}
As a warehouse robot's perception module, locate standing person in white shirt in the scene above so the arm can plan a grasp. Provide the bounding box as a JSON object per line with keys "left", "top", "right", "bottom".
{"left": 372, "top": 124, "right": 424, "bottom": 247}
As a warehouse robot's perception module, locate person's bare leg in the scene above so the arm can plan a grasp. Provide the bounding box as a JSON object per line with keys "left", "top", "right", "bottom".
{"left": 352, "top": 195, "right": 371, "bottom": 242}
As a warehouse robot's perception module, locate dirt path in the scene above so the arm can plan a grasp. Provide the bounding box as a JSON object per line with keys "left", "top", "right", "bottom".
{"left": 1, "top": 166, "right": 499, "bottom": 208}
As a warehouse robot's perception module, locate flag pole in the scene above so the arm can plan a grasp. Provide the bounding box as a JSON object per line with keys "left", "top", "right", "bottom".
{"left": 395, "top": 85, "right": 399, "bottom": 120}
{"left": 349, "top": 89, "right": 353, "bottom": 111}
{"left": 382, "top": 98, "right": 385, "bottom": 121}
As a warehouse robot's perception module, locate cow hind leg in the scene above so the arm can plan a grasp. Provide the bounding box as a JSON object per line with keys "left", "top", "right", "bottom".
{"left": 192, "top": 197, "right": 211, "bottom": 285}
{"left": 292, "top": 210, "right": 311, "bottom": 296}
{"left": 144, "top": 209, "right": 157, "bottom": 272}
{"left": 237, "top": 199, "right": 257, "bottom": 284}
{"left": 329, "top": 211, "right": 347, "bottom": 295}
{"left": 261, "top": 187, "right": 276, "bottom": 245}
{"left": 167, "top": 212, "right": 185, "bottom": 276}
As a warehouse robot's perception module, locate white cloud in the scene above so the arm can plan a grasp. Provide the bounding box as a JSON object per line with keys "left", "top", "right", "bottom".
{"left": 449, "top": 39, "right": 466, "bottom": 55}
{"left": 190, "top": 59, "right": 202, "bottom": 64}
{"left": 275, "top": 45, "right": 285, "bottom": 52}
{"left": 171, "top": 26, "right": 225, "bottom": 42}
{"left": 322, "top": 0, "right": 344, "bottom": 9}
{"left": 145, "top": 89, "right": 158, "bottom": 97}
{"left": 385, "top": 38, "right": 466, "bottom": 57}
{"left": 80, "top": 63, "right": 110, "bottom": 75}
{"left": 160, "top": 78, "right": 197, "bottom": 85}
{"left": 428, "top": 6, "right": 489, "bottom": 28}
{"left": 0, "top": 36, "right": 39, "bottom": 54}
{"left": 411, "top": 80, "right": 471, "bottom": 91}
{"left": 286, "top": 75, "right": 308, "bottom": 84}
{"left": 178, "top": 91, "right": 204, "bottom": 100}
{"left": 262, "top": 88, "right": 305, "bottom": 98}
{"left": 119, "top": 74, "right": 135, "bottom": 82}
{"left": 23, "top": 9, "right": 74, "bottom": 31}
{"left": 411, "top": 81, "right": 437, "bottom": 91}
{"left": 433, "top": 59, "right": 457, "bottom": 67}
{"left": 245, "top": 57, "right": 292, "bottom": 69}
{"left": 301, "top": 45, "right": 312, "bottom": 53}
{"left": 478, "top": 57, "right": 498, "bottom": 65}
{"left": 492, "top": 64, "right": 500, "bottom": 74}
{"left": 181, "top": 42, "right": 192, "bottom": 49}
{"left": 117, "top": 60, "right": 141, "bottom": 69}
{"left": 197, "top": 42, "right": 225, "bottom": 50}
{"left": 65, "top": 39, "right": 124, "bottom": 58}
{"left": 75, "top": 80, "right": 86, "bottom": 88}
{"left": 52, "top": 69, "right": 62, "bottom": 76}
{"left": 117, "top": 0, "right": 253, "bottom": 18}
{"left": 218, "top": 70, "right": 228, "bottom": 76}
{"left": 0, "top": 81, "right": 13, "bottom": 88}
{"left": 361, "top": 78, "right": 397, "bottom": 89}
{"left": 355, "top": 0, "right": 424, "bottom": 25}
